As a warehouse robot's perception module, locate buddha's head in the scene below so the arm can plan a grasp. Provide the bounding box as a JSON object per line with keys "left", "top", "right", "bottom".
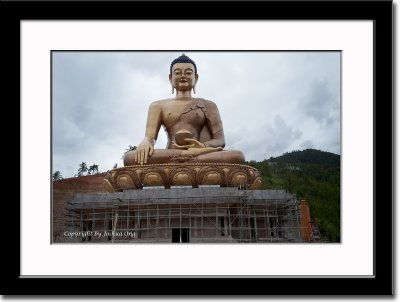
{"left": 169, "top": 54, "right": 199, "bottom": 94}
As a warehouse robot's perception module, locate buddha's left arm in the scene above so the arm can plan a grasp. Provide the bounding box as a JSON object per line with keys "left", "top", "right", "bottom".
{"left": 204, "top": 101, "right": 226, "bottom": 148}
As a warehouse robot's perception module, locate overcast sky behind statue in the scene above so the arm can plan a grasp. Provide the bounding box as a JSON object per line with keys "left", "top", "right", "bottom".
{"left": 53, "top": 51, "right": 340, "bottom": 178}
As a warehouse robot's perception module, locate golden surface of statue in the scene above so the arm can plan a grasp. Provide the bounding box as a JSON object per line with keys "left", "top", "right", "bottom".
{"left": 123, "top": 54, "right": 244, "bottom": 166}
{"left": 104, "top": 54, "right": 261, "bottom": 191}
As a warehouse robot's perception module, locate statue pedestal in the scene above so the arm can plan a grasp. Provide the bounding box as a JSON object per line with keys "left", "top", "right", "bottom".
{"left": 103, "top": 163, "right": 262, "bottom": 192}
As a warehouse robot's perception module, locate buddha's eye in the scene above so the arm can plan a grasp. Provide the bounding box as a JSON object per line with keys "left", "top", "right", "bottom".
{"left": 174, "top": 70, "right": 182, "bottom": 75}
{"left": 185, "top": 71, "right": 192, "bottom": 76}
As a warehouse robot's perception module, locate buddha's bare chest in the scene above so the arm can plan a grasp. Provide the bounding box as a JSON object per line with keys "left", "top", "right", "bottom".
{"left": 161, "top": 101, "right": 206, "bottom": 128}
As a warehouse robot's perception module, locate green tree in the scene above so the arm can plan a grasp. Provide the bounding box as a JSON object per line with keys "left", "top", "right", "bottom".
{"left": 77, "top": 162, "right": 88, "bottom": 177}
{"left": 125, "top": 145, "right": 137, "bottom": 152}
{"left": 52, "top": 171, "right": 63, "bottom": 181}
{"left": 247, "top": 149, "right": 340, "bottom": 242}
{"left": 88, "top": 164, "right": 99, "bottom": 175}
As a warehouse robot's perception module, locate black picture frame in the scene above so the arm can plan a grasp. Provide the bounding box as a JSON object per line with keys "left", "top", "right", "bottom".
{"left": 5, "top": 0, "right": 392, "bottom": 296}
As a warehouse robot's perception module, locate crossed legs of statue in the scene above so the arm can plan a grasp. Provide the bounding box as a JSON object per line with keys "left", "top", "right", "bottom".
{"left": 123, "top": 149, "right": 245, "bottom": 166}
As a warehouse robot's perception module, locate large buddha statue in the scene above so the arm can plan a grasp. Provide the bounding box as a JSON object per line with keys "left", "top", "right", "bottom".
{"left": 123, "top": 54, "right": 244, "bottom": 166}
{"left": 104, "top": 54, "right": 261, "bottom": 191}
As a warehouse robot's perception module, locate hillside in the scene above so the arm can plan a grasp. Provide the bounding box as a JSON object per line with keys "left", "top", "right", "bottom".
{"left": 247, "top": 149, "right": 340, "bottom": 242}
{"left": 268, "top": 149, "right": 340, "bottom": 166}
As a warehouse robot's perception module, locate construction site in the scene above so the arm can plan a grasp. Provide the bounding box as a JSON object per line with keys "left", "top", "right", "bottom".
{"left": 58, "top": 186, "right": 315, "bottom": 243}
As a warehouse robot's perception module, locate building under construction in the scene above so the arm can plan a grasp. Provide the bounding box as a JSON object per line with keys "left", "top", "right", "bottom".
{"left": 61, "top": 187, "right": 313, "bottom": 243}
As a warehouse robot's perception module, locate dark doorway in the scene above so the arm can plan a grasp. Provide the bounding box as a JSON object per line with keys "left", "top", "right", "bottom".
{"left": 219, "top": 217, "right": 225, "bottom": 236}
{"left": 181, "top": 228, "right": 189, "bottom": 242}
{"left": 172, "top": 228, "right": 190, "bottom": 243}
{"left": 172, "top": 229, "right": 180, "bottom": 242}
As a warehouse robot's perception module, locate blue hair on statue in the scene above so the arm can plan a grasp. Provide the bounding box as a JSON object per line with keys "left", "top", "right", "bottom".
{"left": 170, "top": 54, "right": 197, "bottom": 74}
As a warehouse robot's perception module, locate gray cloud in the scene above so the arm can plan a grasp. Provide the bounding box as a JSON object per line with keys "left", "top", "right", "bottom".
{"left": 226, "top": 115, "right": 302, "bottom": 161}
{"left": 299, "top": 140, "right": 315, "bottom": 150}
{"left": 300, "top": 78, "right": 340, "bottom": 127}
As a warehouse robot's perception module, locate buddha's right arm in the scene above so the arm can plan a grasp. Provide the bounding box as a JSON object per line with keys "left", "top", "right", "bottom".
{"left": 135, "top": 102, "right": 162, "bottom": 164}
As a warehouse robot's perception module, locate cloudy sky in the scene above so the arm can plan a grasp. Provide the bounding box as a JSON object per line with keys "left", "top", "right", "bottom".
{"left": 52, "top": 51, "right": 340, "bottom": 178}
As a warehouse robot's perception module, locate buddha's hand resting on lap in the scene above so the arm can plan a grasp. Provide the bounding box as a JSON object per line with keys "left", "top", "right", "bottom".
{"left": 172, "top": 138, "right": 206, "bottom": 150}
{"left": 135, "top": 140, "right": 154, "bottom": 165}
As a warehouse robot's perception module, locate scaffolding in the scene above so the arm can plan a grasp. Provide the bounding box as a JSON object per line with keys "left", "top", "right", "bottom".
{"left": 60, "top": 188, "right": 306, "bottom": 243}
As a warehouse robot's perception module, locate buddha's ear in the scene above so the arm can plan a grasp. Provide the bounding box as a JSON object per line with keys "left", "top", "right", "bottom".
{"left": 169, "top": 74, "right": 175, "bottom": 94}
{"left": 169, "top": 74, "right": 174, "bottom": 94}
{"left": 193, "top": 74, "right": 199, "bottom": 94}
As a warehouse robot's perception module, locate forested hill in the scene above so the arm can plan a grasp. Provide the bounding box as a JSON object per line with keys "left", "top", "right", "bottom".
{"left": 246, "top": 149, "right": 340, "bottom": 242}
{"left": 268, "top": 149, "right": 340, "bottom": 166}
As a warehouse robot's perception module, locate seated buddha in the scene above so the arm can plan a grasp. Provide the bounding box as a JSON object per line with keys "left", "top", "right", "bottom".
{"left": 123, "top": 54, "right": 245, "bottom": 166}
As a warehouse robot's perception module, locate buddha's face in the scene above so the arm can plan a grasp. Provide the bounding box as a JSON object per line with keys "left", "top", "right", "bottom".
{"left": 169, "top": 63, "right": 198, "bottom": 92}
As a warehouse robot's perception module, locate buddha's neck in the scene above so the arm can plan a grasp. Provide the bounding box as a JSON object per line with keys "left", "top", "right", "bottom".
{"left": 175, "top": 90, "right": 193, "bottom": 100}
